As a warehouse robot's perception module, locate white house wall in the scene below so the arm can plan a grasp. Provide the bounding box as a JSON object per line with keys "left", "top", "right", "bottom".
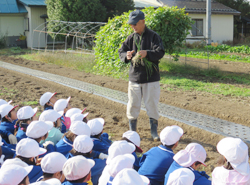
{"left": 187, "top": 13, "right": 234, "bottom": 43}
{"left": 25, "top": 6, "right": 47, "bottom": 48}
{"left": 0, "top": 14, "right": 25, "bottom": 36}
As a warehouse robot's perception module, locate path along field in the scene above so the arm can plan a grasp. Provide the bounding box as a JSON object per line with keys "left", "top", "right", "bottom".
{"left": 1, "top": 55, "right": 250, "bottom": 175}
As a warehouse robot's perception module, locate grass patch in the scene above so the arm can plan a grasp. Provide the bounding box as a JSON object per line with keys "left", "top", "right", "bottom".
{"left": 18, "top": 51, "right": 250, "bottom": 97}
{"left": 20, "top": 100, "right": 39, "bottom": 106}
{"left": 20, "top": 52, "right": 95, "bottom": 73}
{"left": 0, "top": 47, "right": 31, "bottom": 55}
{"left": 178, "top": 51, "right": 250, "bottom": 64}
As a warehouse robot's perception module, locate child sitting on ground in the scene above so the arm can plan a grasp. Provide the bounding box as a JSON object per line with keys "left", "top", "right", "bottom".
{"left": 87, "top": 118, "right": 112, "bottom": 155}
{"left": 15, "top": 106, "right": 38, "bottom": 142}
{"left": 138, "top": 125, "right": 183, "bottom": 185}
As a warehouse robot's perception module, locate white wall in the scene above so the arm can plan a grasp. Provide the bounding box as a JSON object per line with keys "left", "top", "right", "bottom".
{"left": 187, "top": 13, "right": 234, "bottom": 43}
{"left": 25, "top": 6, "right": 47, "bottom": 48}
{"left": 0, "top": 14, "right": 26, "bottom": 36}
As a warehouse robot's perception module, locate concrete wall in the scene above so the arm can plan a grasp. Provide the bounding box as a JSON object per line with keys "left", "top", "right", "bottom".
{"left": 25, "top": 6, "right": 47, "bottom": 48}
{"left": 187, "top": 13, "right": 234, "bottom": 43}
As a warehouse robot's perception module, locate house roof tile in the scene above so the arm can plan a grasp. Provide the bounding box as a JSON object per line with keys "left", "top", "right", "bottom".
{"left": 0, "top": 0, "right": 27, "bottom": 13}
{"left": 18, "top": 0, "right": 46, "bottom": 7}
{"left": 160, "top": 0, "right": 241, "bottom": 15}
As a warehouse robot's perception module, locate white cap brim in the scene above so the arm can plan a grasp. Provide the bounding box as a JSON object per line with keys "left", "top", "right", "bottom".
{"left": 66, "top": 97, "right": 71, "bottom": 105}
{"left": 24, "top": 166, "right": 33, "bottom": 177}
{"left": 0, "top": 142, "right": 4, "bottom": 146}
{"left": 81, "top": 107, "right": 87, "bottom": 113}
{"left": 140, "top": 175, "right": 150, "bottom": 185}
{"left": 38, "top": 148, "right": 47, "bottom": 156}
{"left": 82, "top": 112, "right": 89, "bottom": 118}
{"left": 33, "top": 107, "right": 38, "bottom": 116}
{"left": 58, "top": 110, "right": 64, "bottom": 115}
{"left": 45, "top": 121, "right": 54, "bottom": 131}
{"left": 87, "top": 158, "right": 95, "bottom": 169}
{"left": 7, "top": 100, "right": 12, "bottom": 104}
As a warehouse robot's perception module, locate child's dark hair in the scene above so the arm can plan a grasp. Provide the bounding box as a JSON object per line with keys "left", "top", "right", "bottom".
{"left": 70, "top": 172, "right": 90, "bottom": 183}
{"left": 43, "top": 172, "right": 55, "bottom": 179}
{"left": 224, "top": 160, "right": 234, "bottom": 170}
{"left": 18, "top": 175, "right": 29, "bottom": 185}
{"left": 91, "top": 132, "right": 102, "bottom": 139}
{"left": 63, "top": 131, "right": 77, "bottom": 142}
{"left": 163, "top": 143, "right": 176, "bottom": 149}
{"left": 16, "top": 155, "right": 36, "bottom": 165}
{"left": 83, "top": 117, "right": 88, "bottom": 123}
{"left": 1, "top": 111, "right": 11, "bottom": 122}
{"left": 70, "top": 149, "right": 92, "bottom": 158}
{"left": 44, "top": 101, "right": 51, "bottom": 110}
{"left": 194, "top": 161, "right": 202, "bottom": 166}
{"left": 31, "top": 133, "right": 48, "bottom": 143}
{"left": 14, "top": 119, "right": 31, "bottom": 136}
{"left": 122, "top": 137, "right": 134, "bottom": 144}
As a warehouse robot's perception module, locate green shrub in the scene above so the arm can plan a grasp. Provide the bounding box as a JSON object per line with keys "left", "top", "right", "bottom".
{"left": 0, "top": 32, "right": 7, "bottom": 49}
{"left": 94, "top": 6, "right": 193, "bottom": 76}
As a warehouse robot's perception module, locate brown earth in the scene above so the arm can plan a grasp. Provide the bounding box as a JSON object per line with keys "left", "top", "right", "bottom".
{"left": 1, "top": 55, "right": 250, "bottom": 175}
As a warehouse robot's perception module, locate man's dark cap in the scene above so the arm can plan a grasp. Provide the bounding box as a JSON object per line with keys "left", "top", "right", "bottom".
{"left": 127, "top": 10, "right": 145, "bottom": 25}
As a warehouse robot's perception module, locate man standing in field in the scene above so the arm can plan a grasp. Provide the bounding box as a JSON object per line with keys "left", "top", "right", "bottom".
{"left": 118, "top": 10, "right": 165, "bottom": 141}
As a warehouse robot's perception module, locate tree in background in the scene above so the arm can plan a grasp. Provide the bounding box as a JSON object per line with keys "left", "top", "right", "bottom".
{"left": 46, "top": 0, "right": 107, "bottom": 22}
{"left": 46, "top": 0, "right": 134, "bottom": 23}
{"left": 99, "top": 0, "right": 134, "bottom": 20}
{"left": 216, "top": 0, "right": 250, "bottom": 18}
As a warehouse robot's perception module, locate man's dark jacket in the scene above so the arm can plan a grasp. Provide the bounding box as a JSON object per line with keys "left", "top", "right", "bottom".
{"left": 118, "top": 27, "right": 165, "bottom": 84}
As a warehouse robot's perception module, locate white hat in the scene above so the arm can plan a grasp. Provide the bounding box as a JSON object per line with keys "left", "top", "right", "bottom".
{"left": 2, "top": 158, "right": 29, "bottom": 168}
{"left": 16, "top": 138, "right": 47, "bottom": 158}
{"left": 108, "top": 154, "right": 135, "bottom": 177}
{"left": 122, "top": 131, "right": 142, "bottom": 153}
{"left": 0, "top": 104, "right": 18, "bottom": 118}
{"left": 39, "top": 109, "right": 62, "bottom": 122}
{"left": 0, "top": 99, "right": 12, "bottom": 106}
{"left": 70, "top": 121, "right": 91, "bottom": 136}
{"left": 0, "top": 165, "right": 33, "bottom": 185}
{"left": 87, "top": 118, "right": 105, "bottom": 136}
{"left": 107, "top": 140, "right": 136, "bottom": 164}
{"left": 30, "top": 178, "right": 62, "bottom": 185}
{"left": 17, "top": 106, "right": 38, "bottom": 120}
{"left": 174, "top": 143, "right": 207, "bottom": 167}
{"left": 65, "top": 107, "right": 86, "bottom": 118}
{"left": 26, "top": 120, "right": 54, "bottom": 139}
{"left": 70, "top": 112, "right": 89, "bottom": 122}
{"left": 0, "top": 135, "right": 4, "bottom": 146}
{"left": 112, "top": 168, "right": 149, "bottom": 185}
{"left": 41, "top": 152, "right": 67, "bottom": 174}
{"left": 167, "top": 168, "right": 195, "bottom": 185}
{"left": 73, "top": 135, "right": 93, "bottom": 153}
{"left": 40, "top": 92, "right": 57, "bottom": 106}
{"left": 217, "top": 137, "right": 250, "bottom": 175}
{"left": 63, "top": 155, "right": 95, "bottom": 181}
{"left": 160, "top": 126, "right": 183, "bottom": 146}
{"left": 54, "top": 97, "right": 71, "bottom": 115}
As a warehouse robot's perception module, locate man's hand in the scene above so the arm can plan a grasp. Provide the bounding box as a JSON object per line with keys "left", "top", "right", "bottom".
{"left": 127, "top": 50, "right": 135, "bottom": 60}
{"left": 138, "top": 50, "right": 147, "bottom": 59}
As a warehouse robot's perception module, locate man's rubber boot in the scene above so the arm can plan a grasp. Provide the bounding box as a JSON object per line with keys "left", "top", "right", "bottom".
{"left": 129, "top": 119, "right": 137, "bottom": 131}
{"left": 150, "top": 118, "right": 160, "bottom": 141}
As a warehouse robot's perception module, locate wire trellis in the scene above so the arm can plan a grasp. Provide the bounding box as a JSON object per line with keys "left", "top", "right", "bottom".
{"left": 32, "top": 20, "right": 106, "bottom": 54}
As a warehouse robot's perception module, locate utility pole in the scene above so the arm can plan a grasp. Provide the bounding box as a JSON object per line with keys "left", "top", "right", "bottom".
{"left": 206, "top": 0, "right": 211, "bottom": 45}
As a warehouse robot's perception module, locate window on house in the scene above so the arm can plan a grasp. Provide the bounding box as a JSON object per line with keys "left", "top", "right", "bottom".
{"left": 191, "top": 19, "right": 203, "bottom": 36}
{"left": 24, "top": 18, "right": 29, "bottom": 31}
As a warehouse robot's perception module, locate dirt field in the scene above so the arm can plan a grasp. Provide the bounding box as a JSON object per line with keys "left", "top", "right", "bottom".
{"left": 1, "top": 55, "right": 250, "bottom": 174}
